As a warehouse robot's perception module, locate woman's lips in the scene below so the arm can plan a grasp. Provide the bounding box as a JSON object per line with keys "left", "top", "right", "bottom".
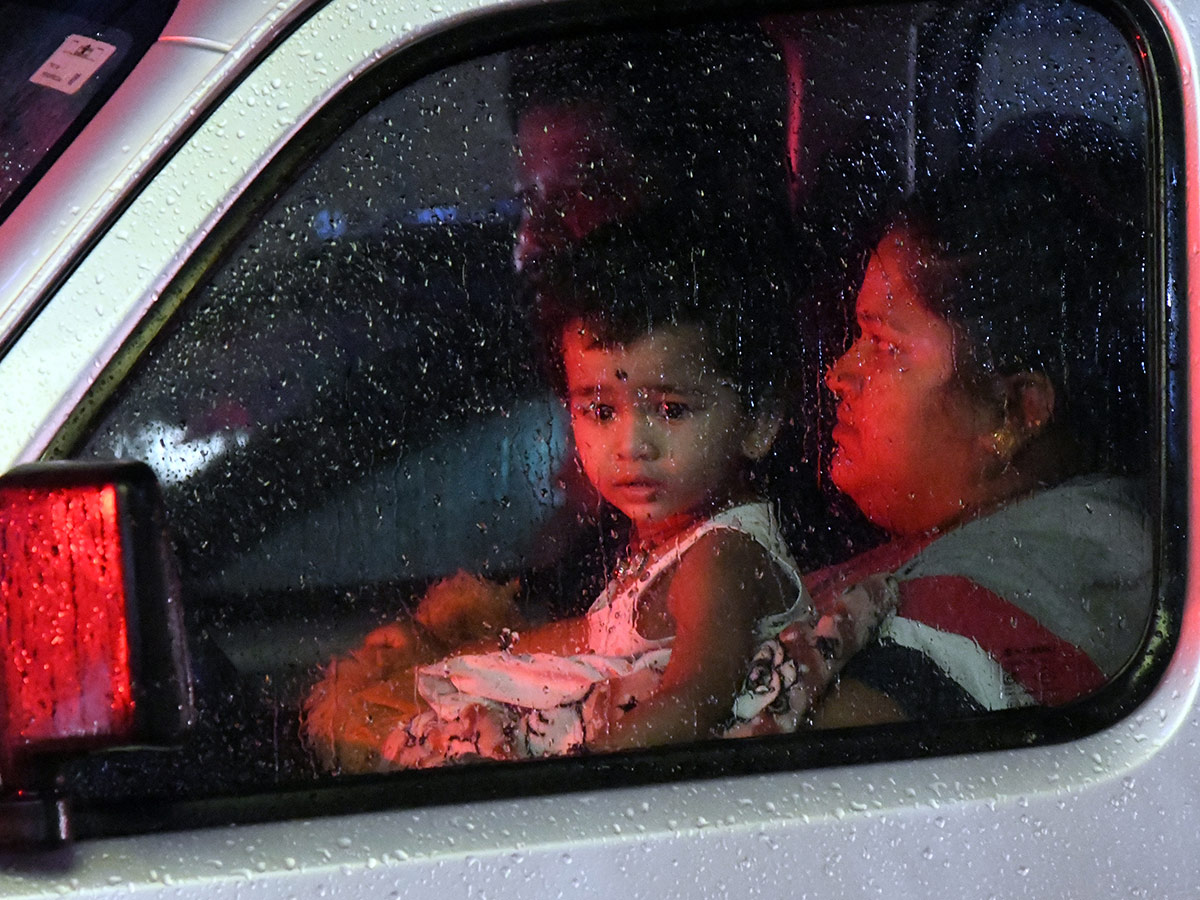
{"left": 831, "top": 419, "right": 862, "bottom": 470}
{"left": 832, "top": 420, "right": 855, "bottom": 447}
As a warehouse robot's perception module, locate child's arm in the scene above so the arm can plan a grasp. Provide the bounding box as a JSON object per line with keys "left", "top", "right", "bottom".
{"left": 498, "top": 614, "right": 591, "bottom": 655}
{"left": 366, "top": 571, "right": 592, "bottom": 658}
{"left": 590, "top": 530, "right": 788, "bottom": 751}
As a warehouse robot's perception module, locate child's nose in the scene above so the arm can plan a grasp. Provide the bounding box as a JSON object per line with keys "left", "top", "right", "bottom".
{"left": 825, "top": 342, "right": 863, "bottom": 399}
{"left": 618, "top": 413, "right": 659, "bottom": 461}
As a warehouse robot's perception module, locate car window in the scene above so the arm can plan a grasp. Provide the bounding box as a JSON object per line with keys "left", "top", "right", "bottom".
{"left": 0, "top": 0, "right": 179, "bottom": 222}
{"left": 55, "top": 0, "right": 1161, "bottom": 827}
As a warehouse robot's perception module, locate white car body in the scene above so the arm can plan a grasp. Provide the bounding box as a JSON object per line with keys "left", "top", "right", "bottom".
{"left": 0, "top": 0, "right": 1194, "bottom": 895}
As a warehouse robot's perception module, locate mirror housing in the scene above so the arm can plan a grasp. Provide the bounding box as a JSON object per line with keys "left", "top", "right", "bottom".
{"left": 0, "top": 461, "right": 192, "bottom": 843}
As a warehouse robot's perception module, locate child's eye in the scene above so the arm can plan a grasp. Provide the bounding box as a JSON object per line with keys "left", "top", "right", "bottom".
{"left": 576, "top": 402, "right": 615, "bottom": 422}
{"left": 658, "top": 401, "right": 692, "bottom": 421}
{"left": 570, "top": 398, "right": 614, "bottom": 422}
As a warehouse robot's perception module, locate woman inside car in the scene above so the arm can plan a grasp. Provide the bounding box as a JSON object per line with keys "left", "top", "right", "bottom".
{"left": 732, "top": 149, "right": 1153, "bottom": 729}
{"left": 307, "top": 144, "right": 1153, "bottom": 766}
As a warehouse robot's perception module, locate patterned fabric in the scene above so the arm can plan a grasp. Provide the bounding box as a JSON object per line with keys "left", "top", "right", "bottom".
{"left": 382, "top": 502, "right": 813, "bottom": 767}
{"left": 725, "top": 572, "right": 900, "bottom": 734}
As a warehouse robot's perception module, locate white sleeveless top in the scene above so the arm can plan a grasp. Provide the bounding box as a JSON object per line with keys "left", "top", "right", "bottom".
{"left": 587, "top": 501, "right": 811, "bottom": 656}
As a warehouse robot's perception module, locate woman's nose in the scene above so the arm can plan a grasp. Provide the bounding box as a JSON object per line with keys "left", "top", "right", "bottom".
{"left": 825, "top": 344, "right": 863, "bottom": 398}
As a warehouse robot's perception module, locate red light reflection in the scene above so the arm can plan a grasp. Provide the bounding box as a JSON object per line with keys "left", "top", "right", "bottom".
{"left": 0, "top": 484, "right": 134, "bottom": 755}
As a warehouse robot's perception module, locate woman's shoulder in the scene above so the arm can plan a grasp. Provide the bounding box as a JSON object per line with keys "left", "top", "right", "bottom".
{"left": 912, "top": 474, "right": 1149, "bottom": 583}
{"left": 897, "top": 475, "right": 1143, "bottom": 578}
{"left": 972, "top": 474, "right": 1142, "bottom": 532}
{"left": 984, "top": 474, "right": 1145, "bottom": 532}
{"left": 902, "top": 473, "right": 1152, "bottom": 681}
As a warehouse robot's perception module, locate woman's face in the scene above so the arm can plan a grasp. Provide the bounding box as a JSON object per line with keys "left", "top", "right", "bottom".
{"left": 825, "top": 231, "right": 999, "bottom": 535}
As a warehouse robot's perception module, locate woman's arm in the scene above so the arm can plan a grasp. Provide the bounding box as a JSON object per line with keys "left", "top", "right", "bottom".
{"left": 590, "top": 531, "right": 788, "bottom": 751}
{"left": 809, "top": 677, "right": 907, "bottom": 728}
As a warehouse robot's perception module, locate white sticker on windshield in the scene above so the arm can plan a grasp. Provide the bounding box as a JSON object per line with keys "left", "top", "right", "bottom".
{"left": 29, "top": 36, "right": 117, "bottom": 95}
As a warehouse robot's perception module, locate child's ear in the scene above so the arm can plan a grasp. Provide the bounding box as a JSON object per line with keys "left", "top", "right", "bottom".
{"left": 740, "top": 402, "right": 784, "bottom": 461}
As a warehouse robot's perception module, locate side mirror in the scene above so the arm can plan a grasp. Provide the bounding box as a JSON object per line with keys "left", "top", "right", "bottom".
{"left": 0, "top": 461, "right": 193, "bottom": 844}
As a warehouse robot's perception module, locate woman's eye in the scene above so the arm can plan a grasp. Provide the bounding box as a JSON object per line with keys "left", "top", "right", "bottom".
{"left": 867, "top": 333, "right": 901, "bottom": 356}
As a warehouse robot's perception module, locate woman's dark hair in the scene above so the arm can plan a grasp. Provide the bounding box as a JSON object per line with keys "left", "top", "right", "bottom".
{"left": 533, "top": 212, "right": 796, "bottom": 415}
{"left": 888, "top": 138, "right": 1147, "bottom": 473}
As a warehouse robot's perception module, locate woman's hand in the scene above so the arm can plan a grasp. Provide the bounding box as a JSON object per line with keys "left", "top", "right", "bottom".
{"left": 809, "top": 678, "right": 906, "bottom": 727}
{"left": 414, "top": 571, "right": 525, "bottom": 646}
{"left": 303, "top": 571, "right": 522, "bottom": 772}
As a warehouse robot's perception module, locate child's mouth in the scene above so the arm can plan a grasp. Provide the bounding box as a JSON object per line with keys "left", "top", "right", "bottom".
{"left": 613, "top": 479, "right": 662, "bottom": 501}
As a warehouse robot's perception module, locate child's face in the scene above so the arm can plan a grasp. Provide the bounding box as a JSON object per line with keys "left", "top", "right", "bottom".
{"left": 562, "top": 320, "right": 770, "bottom": 542}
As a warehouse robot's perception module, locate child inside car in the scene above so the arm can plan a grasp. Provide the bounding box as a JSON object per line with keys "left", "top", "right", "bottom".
{"left": 304, "top": 216, "right": 895, "bottom": 769}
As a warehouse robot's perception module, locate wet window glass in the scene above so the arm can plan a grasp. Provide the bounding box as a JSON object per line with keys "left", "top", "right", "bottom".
{"left": 65, "top": 0, "right": 1155, "bottom": 808}
{"left": 0, "top": 0, "right": 179, "bottom": 222}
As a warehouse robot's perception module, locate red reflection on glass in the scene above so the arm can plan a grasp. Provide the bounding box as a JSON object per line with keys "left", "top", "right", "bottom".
{"left": 0, "top": 483, "right": 134, "bottom": 756}
{"left": 762, "top": 16, "right": 806, "bottom": 210}
{"left": 513, "top": 103, "right": 642, "bottom": 273}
